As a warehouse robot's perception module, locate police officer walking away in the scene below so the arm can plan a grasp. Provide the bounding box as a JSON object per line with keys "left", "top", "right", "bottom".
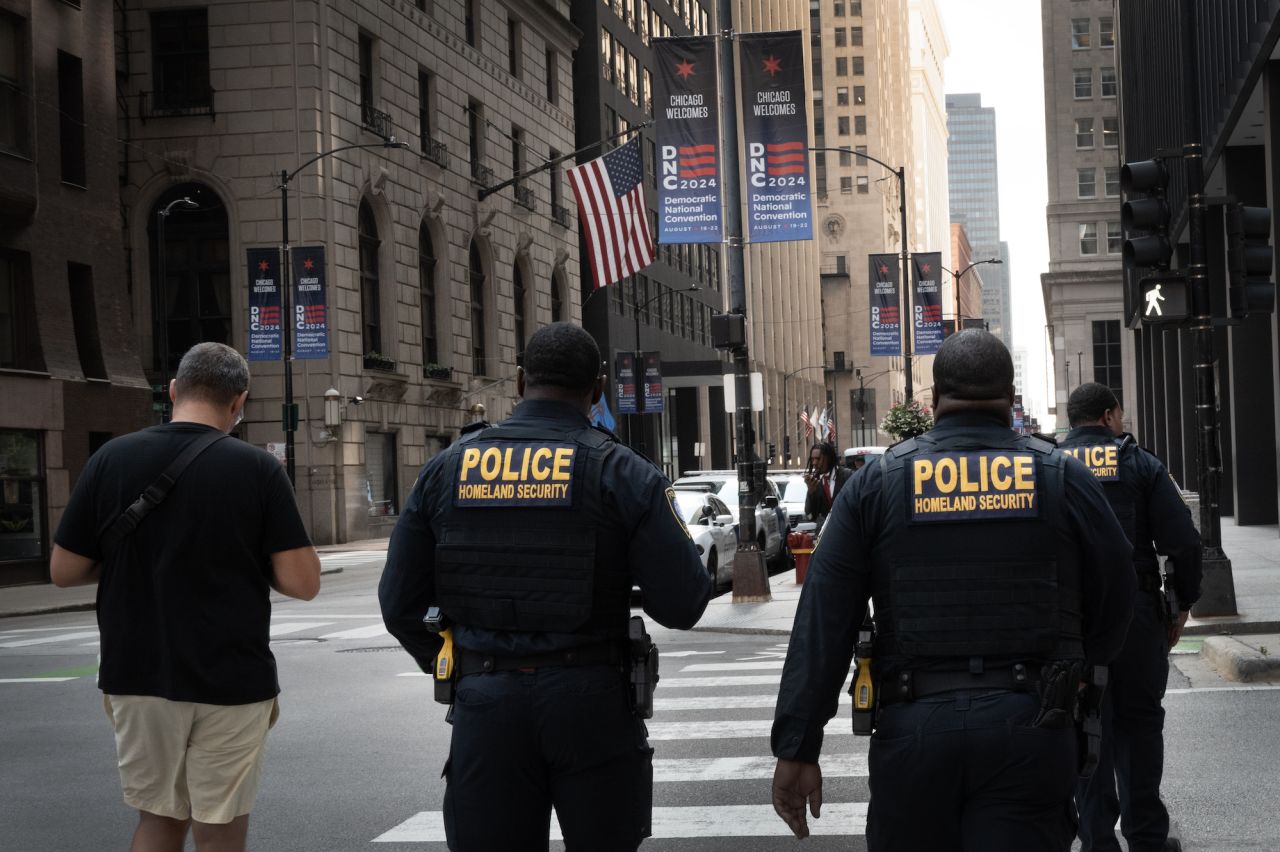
{"left": 1063, "top": 383, "right": 1202, "bottom": 852}
{"left": 770, "top": 330, "right": 1136, "bottom": 851}
{"left": 380, "top": 322, "right": 712, "bottom": 851}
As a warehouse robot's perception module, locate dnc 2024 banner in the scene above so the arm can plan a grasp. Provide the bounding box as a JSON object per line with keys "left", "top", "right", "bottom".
{"left": 291, "top": 246, "right": 328, "bottom": 359}
{"left": 246, "top": 247, "right": 282, "bottom": 361}
{"left": 738, "top": 30, "right": 812, "bottom": 244}
{"left": 869, "top": 254, "right": 902, "bottom": 357}
{"left": 653, "top": 36, "right": 722, "bottom": 245}
{"left": 911, "top": 252, "right": 944, "bottom": 356}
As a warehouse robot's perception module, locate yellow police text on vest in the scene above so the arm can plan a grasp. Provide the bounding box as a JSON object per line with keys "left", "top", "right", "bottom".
{"left": 909, "top": 452, "right": 1039, "bottom": 522}
{"left": 455, "top": 442, "right": 577, "bottom": 507}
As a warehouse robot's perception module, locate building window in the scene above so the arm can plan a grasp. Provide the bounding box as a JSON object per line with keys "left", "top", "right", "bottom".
{"left": 835, "top": 28, "right": 846, "bottom": 47}
{"left": 67, "top": 263, "right": 107, "bottom": 380}
{"left": 839, "top": 149, "right": 851, "bottom": 167}
{"left": 465, "top": 0, "right": 479, "bottom": 47}
{"left": 0, "top": 251, "right": 43, "bottom": 371}
{"left": 856, "top": 175, "right": 869, "bottom": 194}
{"left": 1073, "top": 68, "right": 1092, "bottom": 99}
{"left": 851, "top": 26, "right": 863, "bottom": 46}
{"left": 359, "top": 200, "right": 382, "bottom": 356}
{"left": 643, "top": 67, "right": 652, "bottom": 113}
{"left": 835, "top": 57, "right": 848, "bottom": 76}
{"left": 1071, "top": 18, "right": 1090, "bottom": 49}
{"left": 1104, "top": 166, "right": 1120, "bottom": 197}
{"left": 365, "top": 432, "right": 398, "bottom": 517}
{"left": 469, "top": 240, "right": 487, "bottom": 375}
{"left": 150, "top": 184, "right": 229, "bottom": 375}
{"left": 1100, "top": 66, "right": 1117, "bottom": 97}
{"left": 833, "top": 0, "right": 845, "bottom": 16}
{"left": 1102, "top": 116, "right": 1119, "bottom": 148}
{"left": 854, "top": 85, "right": 865, "bottom": 105}
{"left": 513, "top": 263, "right": 528, "bottom": 361}
{"left": 151, "top": 9, "right": 210, "bottom": 111}
{"left": 851, "top": 387, "right": 876, "bottom": 445}
{"left": 837, "top": 116, "right": 849, "bottom": 135}
{"left": 419, "top": 223, "right": 438, "bottom": 367}
{"left": 1079, "top": 222, "right": 1098, "bottom": 255}
{"left": 1106, "top": 220, "right": 1123, "bottom": 253}
{"left": 0, "top": 13, "right": 28, "bottom": 155}
{"left": 628, "top": 53, "right": 638, "bottom": 105}
{"left": 418, "top": 69, "right": 433, "bottom": 153}
{"left": 546, "top": 49, "right": 559, "bottom": 103}
{"left": 601, "top": 28, "right": 612, "bottom": 82}
{"left": 551, "top": 270, "right": 565, "bottom": 322}
{"left": 511, "top": 125, "right": 525, "bottom": 195}
{"left": 852, "top": 56, "right": 865, "bottom": 75}
{"left": 57, "top": 51, "right": 85, "bottom": 187}
{"left": 0, "top": 429, "right": 45, "bottom": 567}
{"left": 855, "top": 144, "right": 868, "bottom": 165}
{"left": 1077, "top": 167, "right": 1096, "bottom": 199}
{"left": 850, "top": 0, "right": 862, "bottom": 15}
{"left": 467, "top": 99, "right": 485, "bottom": 178}
{"left": 508, "top": 16, "right": 521, "bottom": 77}
{"left": 854, "top": 115, "right": 866, "bottom": 135}
{"left": 1099, "top": 16, "right": 1115, "bottom": 48}
{"left": 1092, "top": 319, "right": 1123, "bottom": 402}
{"left": 840, "top": 176, "right": 853, "bottom": 193}
{"left": 358, "top": 32, "right": 375, "bottom": 115}
{"left": 1075, "top": 116, "right": 1094, "bottom": 149}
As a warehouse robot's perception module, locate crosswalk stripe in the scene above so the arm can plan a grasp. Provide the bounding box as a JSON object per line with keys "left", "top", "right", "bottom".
{"left": 0, "top": 677, "right": 80, "bottom": 683}
{"left": 373, "top": 803, "right": 867, "bottom": 842}
{"left": 657, "top": 692, "right": 852, "bottom": 711}
{"left": 681, "top": 661, "right": 786, "bottom": 672}
{"left": 646, "top": 717, "right": 849, "bottom": 741}
{"left": 319, "top": 624, "right": 388, "bottom": 640}
{"left": 0, "top": 631, "right": 99, "bottom": 648}
{"left": 0, "top": 626, "right": 95, "bottom": 634}
{"left": 272, "top": 614, "right": 380, "bottom": 620}
{"left": 661, "top": 674, "right": 852, "bottom": 689}
{"left": 653, "top": 753, "right": 867, "bottom": 782}
{"left": 269, "top": 622, "right": 331, "bottom": 637}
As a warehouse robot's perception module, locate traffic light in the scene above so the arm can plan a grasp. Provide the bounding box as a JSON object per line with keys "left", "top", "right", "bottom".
{"left": 1121, "top": 159, "right": 1172, "bottom": 269}
{"left": 1226, "top": 203, "right": 1275, "bottom": 316}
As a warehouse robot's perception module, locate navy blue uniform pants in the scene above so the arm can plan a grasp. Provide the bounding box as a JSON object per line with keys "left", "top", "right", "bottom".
{"left": 866, "top": 689, "right": 1078, "bottom": 852}
{"left": 442, "top": 665, "right": 652, "bottom": 852}
{"left": 1077, "top": 596, "right": 1171, "bottom": 851}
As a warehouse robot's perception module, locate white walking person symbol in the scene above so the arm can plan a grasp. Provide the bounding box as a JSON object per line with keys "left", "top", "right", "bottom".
{"left": 1144, "top": 284, "right": 1166, "bottom": 316}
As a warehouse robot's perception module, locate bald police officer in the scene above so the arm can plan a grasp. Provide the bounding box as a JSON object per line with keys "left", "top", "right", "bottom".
{"left": 1062, "top": 383, "right": 1201, "bottom": 852}
{"left": 770, "top": 330, "right": 1136, "bottom": 851}
{"left": 380, "top": 323, "right": 712, "bottom": 852}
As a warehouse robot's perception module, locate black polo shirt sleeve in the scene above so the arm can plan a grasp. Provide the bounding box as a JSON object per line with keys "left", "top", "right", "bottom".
{"left": 772, "top": 465, "right": 873, "bottom": 763}
{"left": 54, "top": 450, "right": 107, "bottom": 561}
{"left": 379, "top": 455, "right": 449, "bottom": 673}
{"left": 1142, "top": 452, "right": 1203, "bottom": 610}
{"left": 1061, "top": 454, "right": 1136, "bottom": 665}
{"left": 614, "top": 454, "right": 712, "bottom": 630}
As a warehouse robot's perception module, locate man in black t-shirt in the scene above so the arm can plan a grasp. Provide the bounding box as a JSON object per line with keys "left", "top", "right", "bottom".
{"left": 52, "top": 342, "right": 320, "bottom": 852}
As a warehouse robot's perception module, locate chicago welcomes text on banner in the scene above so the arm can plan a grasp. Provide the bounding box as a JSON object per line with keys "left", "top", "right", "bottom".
{"left": 615, "top": 351, "right": 638, "bottom": 414}
{"left": 912, "top": 252, "right": 944, "bottom": 356}
{"left": 246, "top": 248, "right": 282, "bottom": 361}
{"left": 291, "top": 246, "right": 329, "bottom": 359}
{"left": 642, "top": 351, "right": 664, "bottom": 414}
{"left": 738, "top": 31, "right": 813, "bottom": 244}
{"left": 653, "top": 36, "right": 721, "bottom": 244}
{"left": 869, "top": 254, "right": 902, "bottom": 357}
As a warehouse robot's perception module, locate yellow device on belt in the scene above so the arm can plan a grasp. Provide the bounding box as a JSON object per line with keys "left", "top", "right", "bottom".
{"left": 435, "top": 628, "right": 455, "bottom": 681}
{"left": 851, "top": 619, "right": 876, "bottom": 735}
{"left": 423, "top": 606, "right": 456, "bottom": 705}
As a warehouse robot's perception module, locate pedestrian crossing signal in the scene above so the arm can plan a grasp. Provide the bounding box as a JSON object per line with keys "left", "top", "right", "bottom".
{"left": 1139, "top": 274, "right": 1188, "bottom": 323}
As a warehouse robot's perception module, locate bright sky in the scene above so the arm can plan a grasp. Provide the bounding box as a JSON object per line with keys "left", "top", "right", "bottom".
{"left": 934, "top": 0, "right": 1053, "bottom": 427}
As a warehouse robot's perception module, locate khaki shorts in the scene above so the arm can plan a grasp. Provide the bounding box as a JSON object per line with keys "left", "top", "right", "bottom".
{"left": 104, "top": 694, "right": 279, "bottom": 824}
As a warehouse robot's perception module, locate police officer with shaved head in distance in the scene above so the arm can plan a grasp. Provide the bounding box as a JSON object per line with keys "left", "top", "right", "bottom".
{"left": 770, "top": 330, "right": 1136, "bottom": 851}
{"left": 380, "top": 322, "right": 711, "bottom": 852}
{"left": 1063, "top": 382, "right": 1201, "bottom": 852}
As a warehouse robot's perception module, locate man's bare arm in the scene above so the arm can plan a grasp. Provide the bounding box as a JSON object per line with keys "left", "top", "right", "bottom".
{"left": 50, "top": 545, "right": 101, "bottom": 587}
{"left": 270, "top": 546, "right": 321, "bottom": 601}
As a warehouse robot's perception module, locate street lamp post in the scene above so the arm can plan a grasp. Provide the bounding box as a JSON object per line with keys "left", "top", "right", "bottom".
{"left": 809, "top": 147, "right": 912, "bottom": 399}
{"left": 853, "top": 367, "right": 895, "bottom": 445}
{"left": 277, "top": 140, "right": 406, "bottom": 487}
{"left": 942, "top": 258, "right": 1002, "bottom": 333}
{"left": 629, "top": 281, "right": 697, "bottom": 459}
{"left": 781, "top": 364, "right": 827, "bottom": 466}
{"left": 155, "top": 196, "right": 200, "bottom": 419}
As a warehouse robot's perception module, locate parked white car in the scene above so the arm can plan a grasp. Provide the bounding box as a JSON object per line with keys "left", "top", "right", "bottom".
{"left": 671, "top": 489, "right": 738, "bottom": 589}
{"left": 672, "top": 472, "right": 787, "bottom": 568}
{"left": 769, "top": 472, "right": 808, "bottom": 529}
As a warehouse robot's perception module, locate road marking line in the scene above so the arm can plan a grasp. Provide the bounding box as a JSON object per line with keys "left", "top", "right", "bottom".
{"left": 0, "top": 626, "right": 95, "bottom": 634}
{"left": 0, "top": 631, "right": 99, "bottom": 648}
{"left": 681, "top": 661, "right": 786, "bottom": 672}
{"left": 272, "top": 614, "right": 381, "bottom": 620}
{"left": 318, "top": 624, "right": 388, "bottom": 640}
{"left": 656, "top": 693, "right": 852, "bottom": 711}
{"left": 646, "top": 717, "right": 850, "bottom": 741}
{"left": 664, "top": 650, "right": 727, "bottom": 657}
{"left": 373, "top": 803, "right": 867, "bottom": 842}
{"left": 653, "top": 753, "right": 867, "bottom": 782}
{"left": 0, "top": 677, "right": 80, "bottom": 683}
{"left": 269, "top": 622, "right": 332, "bottom": 637}
{"left": 660, "top": 674, "right": 851, "bottom": 689}
{"left": 1166, "top": 684, "right": 1280, "bottom": 695}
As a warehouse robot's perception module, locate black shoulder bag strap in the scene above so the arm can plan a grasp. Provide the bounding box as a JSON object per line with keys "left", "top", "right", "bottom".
{"left": 100, "top": 431, "right": 229, "bottom": 557}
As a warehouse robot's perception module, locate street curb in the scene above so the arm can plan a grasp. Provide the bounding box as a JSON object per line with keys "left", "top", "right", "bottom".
{"left": 1184, "top": 620, "right": 1280, "bottom": 637}
{"left": 1201, "top": 636, "right": 1280, "bottom": 682}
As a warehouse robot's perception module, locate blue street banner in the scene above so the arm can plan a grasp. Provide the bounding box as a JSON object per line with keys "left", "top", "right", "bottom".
{"left": 911, "top": 252, "right": 945, "bottom": 356}
{"left": 246, "top": 248, "right": 282, "bottom": 361}
{"left": 615, "top": 351, "right": 638, "bottom": 415}
{"left": 738, "top": 30, "right": 813, "bottom": 244}
{"left": 869, "top": 254, "right": 902, "bottom": 357}
{"left": 291, "top": 246, "right": 328, "bottom": 359}
{"left": 642, "top": 351, "right": 664, "bottom": 414}
{"left": 653, "top": 36, "right": 722, "bottom": 244}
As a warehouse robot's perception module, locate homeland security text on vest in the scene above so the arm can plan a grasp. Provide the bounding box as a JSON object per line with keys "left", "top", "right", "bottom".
{"left": 910, "top": 452, "right": 1039, "bottom": 522}
{"left": 455, "top": 443, "right": 577, "bottom": 507}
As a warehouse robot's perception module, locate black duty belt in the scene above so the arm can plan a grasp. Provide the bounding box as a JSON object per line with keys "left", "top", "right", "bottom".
{"left": 1136, "top": 572, "right": 1162, "bottom": 592}
{"left": 458, "top": 641, "right": 622, "bottom": 675}
{"left": 881, "top": 664, "right": 1040, "bottom": 706}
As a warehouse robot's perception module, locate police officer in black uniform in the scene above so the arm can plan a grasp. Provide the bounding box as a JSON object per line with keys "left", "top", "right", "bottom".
{"left": 1062, "top": 382, "right": 1202, "bottom": 852}
{"left": 379, "top": 323, "right": 712, "bottom": 851}
{"left": 770, "top": 330, "right": 1136, "bottom": 851}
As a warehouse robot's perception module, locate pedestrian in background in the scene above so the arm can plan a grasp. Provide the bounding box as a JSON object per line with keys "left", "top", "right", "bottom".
{"left": 802, "top": 442, "right": 850, "bottom": 529}
{"left": 1063, "top": 382, "right": 1202, "bottom": 852}
{"left": 380, "top": 322, "right": 711, "bottom": 851}
{"left": 771, "top": 330, "right": 1136, "bottom": 851}
{"left": 51, "top": 342, "right": 320, "bottom": 852}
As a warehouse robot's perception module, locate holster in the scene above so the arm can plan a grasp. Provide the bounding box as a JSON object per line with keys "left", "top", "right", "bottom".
{"left": 1075, "top": 664, "right": 1108, "bottom": 779}
{"left": 628, "top": 615, "right": 659, "bottom": 719}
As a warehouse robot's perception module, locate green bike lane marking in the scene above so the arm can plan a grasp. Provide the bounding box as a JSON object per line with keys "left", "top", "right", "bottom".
{"left": 0, "top": 663, "right": 98, "bottom": 683}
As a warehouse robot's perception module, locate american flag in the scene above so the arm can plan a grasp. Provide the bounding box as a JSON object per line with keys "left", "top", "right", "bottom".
{"left": 826, "top": 413, "right": 838, "bottom": 446}
{"left": 678, "top": 143, "right": 717, "bottom": 179}
{"left": 799, "top": 405, "right": 813, "bottom": 437}
{"left": 765, "top": 141, "right": 806, "bottom": 176}
{"left": 567, "top": 137, "right": 656, "bottom": 289}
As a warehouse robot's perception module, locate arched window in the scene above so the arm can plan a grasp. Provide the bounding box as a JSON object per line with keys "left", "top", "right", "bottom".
{"left": 419, "top": 223, "right": 437, "bottom": 366}
{"left": 358, "top": 199, "right": 381, "bottom": 355}
{"left": 469, "top": 240, "right": 486, "bottom": 375}
{"left": 149, "top": 183, "right": 229, "bottom": 378}
{"left": 551, "top": 268, "right": 565, "bottom": 323}
{"left": 513, "top": 262, "right": 527, "bottom": 361}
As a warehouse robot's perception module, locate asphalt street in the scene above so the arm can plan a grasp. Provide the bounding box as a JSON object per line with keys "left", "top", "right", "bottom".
{"left": 2, "top": 553, "right": 1279, "bottom": 851}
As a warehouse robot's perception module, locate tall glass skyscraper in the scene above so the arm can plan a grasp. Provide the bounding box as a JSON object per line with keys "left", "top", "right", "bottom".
{"left": 945, "top": 93, "right": 1011, "bottom": 346}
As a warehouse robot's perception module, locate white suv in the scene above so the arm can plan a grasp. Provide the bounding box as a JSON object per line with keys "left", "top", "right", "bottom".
{"left": 672, "top": 471, "right": 787, "bottom": 568}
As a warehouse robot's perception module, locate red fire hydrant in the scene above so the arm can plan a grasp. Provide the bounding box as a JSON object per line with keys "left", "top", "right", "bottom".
{"left": 788, "top": 529, "right": 815, "bottom": 584}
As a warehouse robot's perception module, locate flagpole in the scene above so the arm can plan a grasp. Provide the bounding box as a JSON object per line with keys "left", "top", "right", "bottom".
{"left": 477, "top": 122, "right": 652, "bottom": 202}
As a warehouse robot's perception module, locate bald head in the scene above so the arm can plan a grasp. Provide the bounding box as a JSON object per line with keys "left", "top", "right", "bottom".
{"left": 932, "top": 330, "right": 1015, "bottom": 401}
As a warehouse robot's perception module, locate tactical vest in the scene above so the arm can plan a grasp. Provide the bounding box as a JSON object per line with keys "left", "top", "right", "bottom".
{"left": 433, "top": 421, "right": 633, "bottom": 638}
{"left": 1059, "top": 432, "right": 1156, "bottom": 571}
{"left": 870, "top": 428, "right": 1085, "bottom": 672}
